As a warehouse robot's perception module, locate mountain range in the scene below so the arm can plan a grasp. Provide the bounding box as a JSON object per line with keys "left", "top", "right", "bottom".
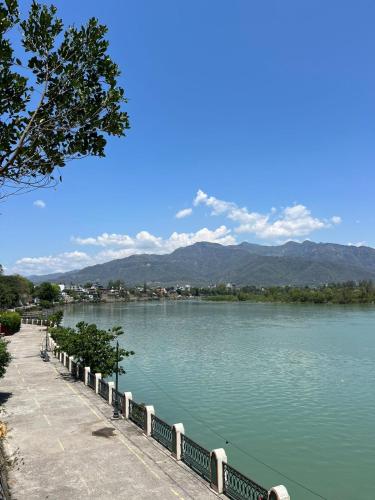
{"left": 29, "top": 240, "right": 375, "bottom": 287}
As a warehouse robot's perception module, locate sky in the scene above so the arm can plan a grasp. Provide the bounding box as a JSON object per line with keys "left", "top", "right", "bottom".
{"left": 1, "top": 0, "right": 375, "bottom": 276}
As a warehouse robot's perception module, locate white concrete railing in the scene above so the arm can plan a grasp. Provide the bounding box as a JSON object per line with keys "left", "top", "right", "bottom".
{"left": 21, "top": 317, "right": 49, "bottom": 326}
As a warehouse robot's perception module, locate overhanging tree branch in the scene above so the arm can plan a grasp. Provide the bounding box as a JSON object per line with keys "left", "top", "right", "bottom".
{"left": 0, "top": 0, "right": 129, "bottom": 200}
{"left": 1, "top": 70, "right": 49, "bottom": 175}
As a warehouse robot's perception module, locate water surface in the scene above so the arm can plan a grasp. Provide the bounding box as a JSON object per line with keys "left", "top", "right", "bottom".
{"left": 63, "top": 301, "right": 375, "bottom": 499}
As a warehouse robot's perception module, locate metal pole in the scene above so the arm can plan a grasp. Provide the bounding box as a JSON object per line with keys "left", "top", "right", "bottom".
{"left": 113, "top": 340, "right": 120, "bottom": 419}
{"left": 43, "top": 326, "right": 50, "bottom": 362}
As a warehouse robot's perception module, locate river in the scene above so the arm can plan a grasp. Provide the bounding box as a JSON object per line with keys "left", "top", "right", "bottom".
{"left": 63, "top": 301, "right": 375, "bottom": 499}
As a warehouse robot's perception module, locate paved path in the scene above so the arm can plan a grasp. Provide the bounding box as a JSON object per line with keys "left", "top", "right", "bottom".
{"left": 0, "top": 325, "right": 220, "bottom": 499}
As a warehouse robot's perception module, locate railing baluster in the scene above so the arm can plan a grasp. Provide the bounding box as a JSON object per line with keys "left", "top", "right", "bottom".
{"left": 129, "top": 399, "right": 146, "bottom": 430}
{"left": 111, "top": 388, "right": 124, "bottom": 413}
{"left": 223, "top": 462, "right": 269, "bottom": 500}
{"left": 87, "top": 371, "right": 96, "bottom": 389}
{"left": 181, "top": 434, "right": 211, "bottom": 482}
{"left": 151, "top": 415, "right": 173, "bottom": 451}
{"left": 98, "top": 379, "right": 109, "bottom": 400}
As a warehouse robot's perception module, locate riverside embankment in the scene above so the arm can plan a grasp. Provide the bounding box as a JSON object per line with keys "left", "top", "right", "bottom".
{"left": 0, "top": 324, "right": 220, "bottom": 499}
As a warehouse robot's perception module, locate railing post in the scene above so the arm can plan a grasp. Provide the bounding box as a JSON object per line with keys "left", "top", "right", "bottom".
{"left": 95, "top": 373, "right": 101, "bottom": 394}
{"left": 144, "top": 405, "right": 155, "bottom": 436}
{"left": 210, "top": 448, "right": 227, "bottom": 494}
{"left": 84, "top": 367, "right": 90, "bottom": 386}
{"left": 122, "top": 392, "right": 127, "bottom": 415}
{"left": 124, "top": 392, "right": 133, "bottom": 418}
{"left": 68, "top": 356, "right": 73, "bottom": 372}
{"left": 172, "top": 423, "right": 185, "bottom": 460}
{"left": 268, "top": 485, "right": 290, "bottom": 500}
{"left": 108, "top": 381, "right": 115, "bottom": 405}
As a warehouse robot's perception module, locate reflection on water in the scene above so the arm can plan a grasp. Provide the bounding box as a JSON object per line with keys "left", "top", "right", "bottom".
{"left": 63, "top": 301, "right": 375, "bottom": 499}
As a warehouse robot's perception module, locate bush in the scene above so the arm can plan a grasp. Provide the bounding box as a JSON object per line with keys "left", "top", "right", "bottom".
{"left": 0, "top": 338, "right": 11, "bottom": 378}
{"left": 39, "top": 300, "right": 54, "bottom": 309}
{"left": 47, "top": 310, "right": 63, "bottom": 327}
{"left": 0, "top": 312, "right": 21, "bottom": 335}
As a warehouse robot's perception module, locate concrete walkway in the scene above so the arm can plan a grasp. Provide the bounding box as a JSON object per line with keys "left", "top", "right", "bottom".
{"left": 0, "top": 324, "right": 220, "bottom": 499}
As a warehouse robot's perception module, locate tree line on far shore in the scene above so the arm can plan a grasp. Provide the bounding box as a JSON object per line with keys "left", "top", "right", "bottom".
{"left": 201, "top": 281, "right": 375, "bottom": 304}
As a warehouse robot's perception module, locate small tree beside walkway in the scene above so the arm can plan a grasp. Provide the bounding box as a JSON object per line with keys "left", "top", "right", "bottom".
{"left": 49, "top": 321, "right": 134, "bottom": 377}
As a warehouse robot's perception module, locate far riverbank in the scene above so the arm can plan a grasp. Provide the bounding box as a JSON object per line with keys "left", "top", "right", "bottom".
{"left": 203, "top": 281, "right": 375, "bottom": 305}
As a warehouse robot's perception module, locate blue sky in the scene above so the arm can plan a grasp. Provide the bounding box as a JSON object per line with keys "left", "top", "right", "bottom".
{"left": 2, "top": 0, "right": 374, "bottom": 275}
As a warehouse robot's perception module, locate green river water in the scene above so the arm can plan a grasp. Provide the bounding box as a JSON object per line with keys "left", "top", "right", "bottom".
{"left": 63, "top": 301, "right": 375, "bottom": 499}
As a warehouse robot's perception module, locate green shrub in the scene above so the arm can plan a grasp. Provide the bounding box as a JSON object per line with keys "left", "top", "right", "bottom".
{"left": 39, "top": 300, "right": 54, "bottom": 309}
{"left": 0, "top": 338, "right": 11, "bottom": 378}
{"left": 0, "top": 311, "right": 21, "bottom": 335}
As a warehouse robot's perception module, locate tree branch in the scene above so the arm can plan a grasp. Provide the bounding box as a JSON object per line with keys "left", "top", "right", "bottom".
{"left": 0, "top": 71, "right": 49, "bottom": 177}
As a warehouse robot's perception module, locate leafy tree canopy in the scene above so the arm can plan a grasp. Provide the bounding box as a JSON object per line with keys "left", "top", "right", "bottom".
{"left": 0, "top": 0, "right": 129, "bottom": 199}
{"left": 34, "top": 281, "right": 60, "bottom": 303}
{"left": 50, "top": 321, "right": 134, "bottom": 377}
{"left": 0, "top": 273, "right": 33, "bottom": 309}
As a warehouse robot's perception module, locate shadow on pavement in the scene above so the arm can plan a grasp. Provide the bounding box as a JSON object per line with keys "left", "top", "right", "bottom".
{"left": 0, "top": 392, "right": 12, "bottom": 406}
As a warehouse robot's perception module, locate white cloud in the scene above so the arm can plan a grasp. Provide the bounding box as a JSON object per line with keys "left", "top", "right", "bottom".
{"left": 33, "top": 200, "right": 46, "bottom": 209}
{"left": 175, "top": 208, "right": 193, "bottom": 219}
{"left": 193, "top": 190, "right": 341, "bottom": 239}
{"left": 73, "top": 226, "right": 235, "bottom": 252}
{"left": 13, "top": 251, "right": 92, "bottom": 275}
{"left": 348, "top": 241, "right": 367, "bottom": 247}
{"left": 15, "top": 226, "right": 236, "bottom": 275}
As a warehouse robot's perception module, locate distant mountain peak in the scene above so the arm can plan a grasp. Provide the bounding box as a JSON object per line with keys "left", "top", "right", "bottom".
{"left": 29, "top": 240, "right": 375, "bottom": 287}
